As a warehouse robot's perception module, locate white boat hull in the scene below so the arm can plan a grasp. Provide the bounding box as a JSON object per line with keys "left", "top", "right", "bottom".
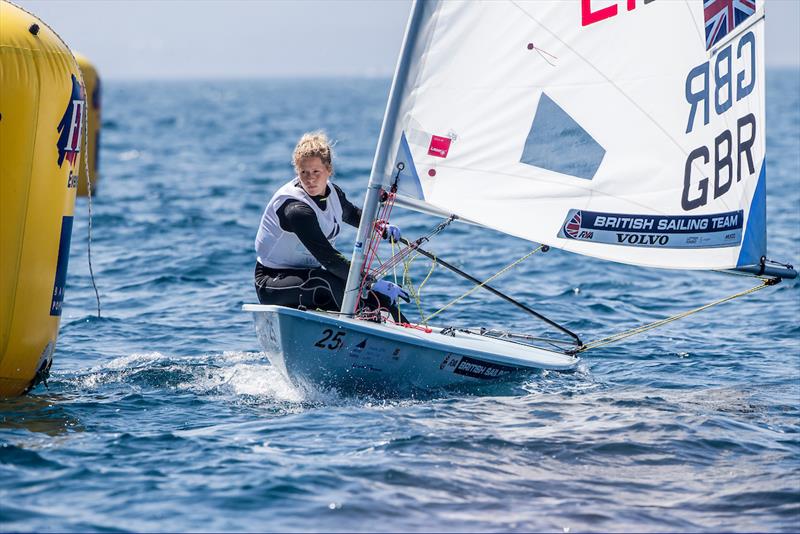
{"left": 243, "top": 304, "right": 578, "bottom": 394}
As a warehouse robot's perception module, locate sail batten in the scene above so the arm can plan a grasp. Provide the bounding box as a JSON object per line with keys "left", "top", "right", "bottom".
{"left": 378, "top": 0, "right": 772, "bottom": 272}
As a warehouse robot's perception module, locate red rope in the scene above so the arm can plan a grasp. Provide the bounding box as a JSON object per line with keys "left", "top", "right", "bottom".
{"left": 355, "top": 191, "right": 397, "bottom": 313}
{"left": 386, "top": 317, "right": 433, "bottom": 333}
{"left": 352, "top": 190, "right": 441, "bottom": 335}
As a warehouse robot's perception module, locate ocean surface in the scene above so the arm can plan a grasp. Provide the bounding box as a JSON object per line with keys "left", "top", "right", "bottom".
{"left": 2, "top": 71, "right": 799, "bottom": 532}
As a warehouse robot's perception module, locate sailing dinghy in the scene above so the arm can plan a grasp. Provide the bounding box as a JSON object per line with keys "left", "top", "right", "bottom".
{"left": 245, "top": 0, "right": 796, "bottom": 393}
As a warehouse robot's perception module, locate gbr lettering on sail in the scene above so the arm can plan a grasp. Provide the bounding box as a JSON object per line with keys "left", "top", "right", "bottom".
{"left": 682, "top": 31, "right": 757, "bottom": 212}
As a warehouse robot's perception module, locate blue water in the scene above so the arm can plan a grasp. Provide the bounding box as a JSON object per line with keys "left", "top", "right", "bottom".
{"left": 2, "top": 71, "right": 799, "bottom": 532}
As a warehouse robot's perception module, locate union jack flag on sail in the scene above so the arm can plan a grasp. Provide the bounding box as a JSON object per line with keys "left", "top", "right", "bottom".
{"left": 704, "top": 0, "right": 756, "bottom": 50}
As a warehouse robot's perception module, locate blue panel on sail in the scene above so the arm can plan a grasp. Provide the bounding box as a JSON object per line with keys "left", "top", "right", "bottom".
{"left": 520, "top": 93, "right": 605, "bottom": 180}
{"left": 736, "top": 160, "right": 767, "bottom": 267}
{"left": 394, "top": 131, "right": 425, "bottom": 200}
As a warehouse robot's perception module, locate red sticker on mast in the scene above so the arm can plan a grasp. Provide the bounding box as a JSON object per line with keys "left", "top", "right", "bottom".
{"left": 427, "top": 135, "right": 451, "bottom": 158}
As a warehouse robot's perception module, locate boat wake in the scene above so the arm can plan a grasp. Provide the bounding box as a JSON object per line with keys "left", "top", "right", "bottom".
{"left": 49, "top": 350, "right": 598, "bottom": 409}
{"left": 51, "top": 351, "right": 381, "bottom": 408}
{"left": 55, "top": 351, "right": 294, "bottom": 400}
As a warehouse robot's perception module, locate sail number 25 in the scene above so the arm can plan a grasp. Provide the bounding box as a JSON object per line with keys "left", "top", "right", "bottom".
{"left": 682, "top": 32, "right": 758, "bottom": 211}
{"left": 314, "top": 329, "right": 345, "bottom": 350}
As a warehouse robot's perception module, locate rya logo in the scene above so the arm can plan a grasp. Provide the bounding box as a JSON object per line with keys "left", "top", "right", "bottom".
{"left": 56, "top": 74, "right": 85, "bottom": 168}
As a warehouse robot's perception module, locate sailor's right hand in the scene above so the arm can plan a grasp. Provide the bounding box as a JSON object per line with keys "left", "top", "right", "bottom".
{"left": 370, "top": 279, "right": 410, "bottom": 306}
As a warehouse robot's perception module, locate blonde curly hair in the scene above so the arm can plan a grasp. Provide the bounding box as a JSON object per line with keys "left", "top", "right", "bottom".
{"left": 293, "top": 131, "right": 334, "bottom": 174}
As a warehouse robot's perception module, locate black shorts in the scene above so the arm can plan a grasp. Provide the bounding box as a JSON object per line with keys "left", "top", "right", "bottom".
{"left": 254, "top": 262, "right": 407, "bottom": 322}
{"left": 254, "top": 262, "right": 344, "bottom": 311}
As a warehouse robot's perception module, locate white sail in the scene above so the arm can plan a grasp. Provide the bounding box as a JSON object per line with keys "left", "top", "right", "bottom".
{"left": 380, "top": 0, "right": 767, "bottom": 271}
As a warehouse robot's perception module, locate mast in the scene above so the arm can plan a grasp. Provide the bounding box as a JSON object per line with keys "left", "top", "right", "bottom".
{"left": 340, "top": 0, "right": 429, "bottom": 315}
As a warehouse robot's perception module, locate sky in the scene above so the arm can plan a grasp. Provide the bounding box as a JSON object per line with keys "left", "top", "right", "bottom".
{"left": 15, "top": 0, "right": 800, "bottom": 79}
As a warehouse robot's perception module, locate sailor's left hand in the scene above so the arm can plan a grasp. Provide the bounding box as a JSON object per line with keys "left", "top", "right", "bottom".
{"left": 382, "top": 224, "right": 402, "bottom": 243}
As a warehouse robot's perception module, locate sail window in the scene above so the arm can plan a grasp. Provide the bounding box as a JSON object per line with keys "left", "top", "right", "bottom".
{"left": 520, "top": 93, "right": 606, "bottom": 180}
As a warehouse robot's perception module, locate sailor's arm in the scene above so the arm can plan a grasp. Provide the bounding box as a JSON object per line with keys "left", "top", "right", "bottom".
{"left": 333, "top": 184, "right": 362, "bottom": 228}
{"left": 333, "top": 184, "right": 402, "bottom": 241}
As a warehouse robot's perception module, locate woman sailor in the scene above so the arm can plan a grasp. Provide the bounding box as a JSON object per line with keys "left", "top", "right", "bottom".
{"left": 254, "top": 131, "right": 408, "bottom": 318}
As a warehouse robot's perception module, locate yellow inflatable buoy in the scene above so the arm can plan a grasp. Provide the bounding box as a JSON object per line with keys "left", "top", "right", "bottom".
{"left": 0, "top": 1, "right": 84, "bottom": 396}
{"left": 74, "top": 52, "right": 100, "bottom": 197}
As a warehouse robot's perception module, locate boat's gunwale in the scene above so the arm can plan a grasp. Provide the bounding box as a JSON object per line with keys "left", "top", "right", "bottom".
{"left": 243, "top": 304, "right": 578, "bottom": 370}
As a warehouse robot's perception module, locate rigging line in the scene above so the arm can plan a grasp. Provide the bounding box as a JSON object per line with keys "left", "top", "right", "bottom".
{"left": 425, "top": 246, "right": 542, "bottom": 323}
{"left": 530, "top": 44, "right": 558, "bottom": 67}
{"left": 370, "top": 215, "right": 456, "bottom": 279}
{"left": 574, "top": 277, "right": 779, "bottom": 353}
{"left": 401, "top": 238, "right": 581, "bottom": 344}
{"left": 715, "top": 268, "right": 771, "bottom": 279}
{"left": 532, "top": 44, "right": 558, "bottom": 61}
{"left": 80, "top": 71, "right": 101, "bottom": 318}
{"left": 508, "top": 0, "right": 697, "bottom": 163}
{"left": 400, "top": 244, "right": 433, "bottom": 324}
{"left": 719, "top": 271, "right": 760, "bottom": 279}
{"left": 391, "top": 237, "right": 402, "bottom": 319}
{"left": 402, "top": 241, "right": 437, "bottom": 325}
{"left": 470, "top": 328, "right": 573, "bottom": 353}
{"left": 356, "top": 193, "right": 395, "bottom": 310}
